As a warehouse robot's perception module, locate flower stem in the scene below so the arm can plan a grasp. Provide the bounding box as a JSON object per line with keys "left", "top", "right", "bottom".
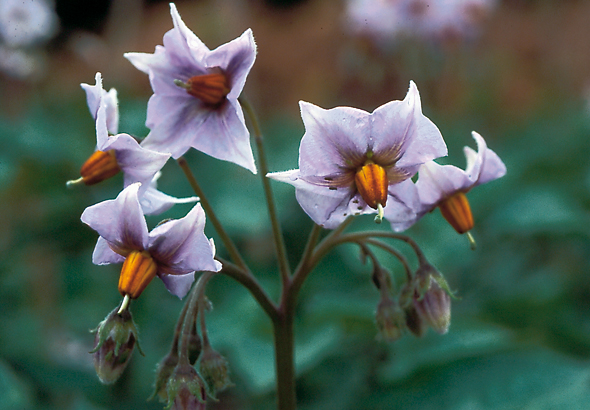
{"left": 178, "top": 272, "right": 213, "bottom": 365}
{"left": 240, "top": 96, "right": 291, "bottom": 286}
{"left": 273, "top": 307, "right": 296, "bottom": 410}
{"left": 177, "top": 157, "right": 248, "bottom": 271}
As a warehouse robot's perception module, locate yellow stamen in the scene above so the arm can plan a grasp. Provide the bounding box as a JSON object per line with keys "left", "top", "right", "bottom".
{"left": 355, "top": 163, "right": 388, "bottom": 210}
{"left": 79, "top": 150, "right": 121, "bottom": 186}
{"left": 182, "top": 72, "right": 230, "bottom": 107}
{"left": 118, "top": 250, "right": 158, "bottom": 299}
{"left": 438, "top": 191, "right": 474, "bottom": 234}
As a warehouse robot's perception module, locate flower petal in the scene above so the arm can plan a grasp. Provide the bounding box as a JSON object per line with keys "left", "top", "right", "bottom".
{"left": 101, "top": 133, "right": 170, "bottom": 197}
{"left": 267, "top": 169, "right": 354, "bottom": 228}
{"left": 140, "top": 185, "right": 198, "bottom": 216}
{"left": 205, "top": 28, "right": 256, "bottom": 100}
{"left": 415, "top": 160, "right": 471, "bottom": 209}
{"left": 81, "top": 183, "right": 149, "bottom": 254}
{"left": 148, "top": 203, "right": 221, "bottom": 274}
{"left": 299, "top": 101, "right": 370, "bottom": 177}
{"left": 470, "top": 131, "right": 506, "bottom": 186}
{"left": 92, "top": 236, "right": 125, "bottom": 265}
{"left": 373, "top": 81, "right": 447, "bottom": 170}
{"left": 384, "top": 179, "right": 421, "bottom": 232}
{"left": 159, "top": 271, "right": 195, "bottom": 299}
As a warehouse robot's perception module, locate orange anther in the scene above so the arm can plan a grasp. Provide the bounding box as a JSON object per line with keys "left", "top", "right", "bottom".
{"left": 355, "top": 163, "right": 388, "bottom": 209}
{"left": 118, "top": 250, "right": 158, "bottom": 299}
{"left": 438, "top": 192, "right": 474, "bottom": 234}
{"left": 80, "top": 150, "right": 121, "bottom": 185}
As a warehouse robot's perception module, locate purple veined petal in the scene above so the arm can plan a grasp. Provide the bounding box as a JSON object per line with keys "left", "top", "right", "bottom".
{"left": 415, "top": 160, "right": 471, "bottom": 208}
{"left": 92, "top": 236, "right": 125, "bottom": 265}
{"left": 148, "top": 203, "right": 221, "bottom": 275}
{"left": 298, "top": 101, "right": 371, "bottom": 177}
{"left": 124, "top": 51, "right": 153, "bottom": 74}
{"left": 267, "top": 169, "right": 354, "bottom": 228}
{"left": 94, "top": 84, "right": 110, "bottom": 149}
{"left": 463, "top": 131, "right": 487, "bottom": 183}
{"left": 165, "top": 3, "right": 209, "bottom": 68}
{"left": 386, "top": 81, "right": 447, "bottom": 169}
{"left": 141, "top": 99, "right": 210, "bottom": 158}
{"left": 470, "top": 131, "right": 506, "bottom": 186}
{"left": 140, "top": 185, "right": 199, "bottom": 216}
{"left": 159, "top": 271, "right": 196, "bottom": 299}
{"left": 196, "top": 100, "right": 256, "bottom": 173}
{"left": 82, "top": 72, "right": 120, "bottom": 135}
{"left": 145, "top": 91, "right": 194, "bottom": 130}
{"left": 102, "top": 133, "right": 170, "bottom": 196}
{"left": 81, "top": 183, "right": 149, "bottom": 253}
{"left": 205, "top": 28, "right": 257, "bottom": 100}
{"left": 104, "top": 87, "right": 119, "bottom": 135}
{"left": 384, "top": 179, "right": 421, "bottom": 232}
{"left": 80, "top": 72, "right": 103, "bottom": 122}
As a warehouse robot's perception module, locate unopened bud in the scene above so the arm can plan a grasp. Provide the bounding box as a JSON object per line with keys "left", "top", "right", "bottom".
{"left": 90, "top": 306, "right": 142, "bottom": 384}
{"left": 414, "top": 277, "right": 451, "bottom": 334}
{"left": 375, "top": 296, "right": 406, "bottom": 342}
{"left": 150, "top": 351, "right": 179, "bottom": 402}
{"left": 413, "top": 263, "right": 452, "bottom": 334}
{"left": 198, "top": 345, "right": 233, "bottom": 396}
{"left": 166, "top": 363, "right": 208, "bottom": 410}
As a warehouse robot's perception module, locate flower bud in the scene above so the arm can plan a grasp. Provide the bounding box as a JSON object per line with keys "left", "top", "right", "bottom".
{"left": 166, "top": 363, "right": 208, "bottom": 410}
{"left": 375, "top": 296, "right": 406, "bottom": 342}
{"left": 90, "top": 306, "right": 142, "bottom": 384}
{"left": 412, "top": 263, "right": 452, "bottom": 334}
{"left": 150, "top": 351, "right": 179, "bottom": 402}
{"left": 198, "top": 345, "right": 233, "bottom": 395}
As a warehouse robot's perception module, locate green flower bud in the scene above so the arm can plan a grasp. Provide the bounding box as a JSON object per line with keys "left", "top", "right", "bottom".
{"left": 166, "top": 363, "right": 207, "bottom": 410}
{"left": 90, "top": 306, "right": 142, "bottom": 384}
{"left": 150, "top": 351, "right": 179, "bottom": 402}
{"left": 375, "top": 296, "right": 406, "bottom": 342}
{"left": 412, "top": 263, "right": 452, "bottom": 334}
{"left": 198, "top": 346, "right": 233, "bottom": 395}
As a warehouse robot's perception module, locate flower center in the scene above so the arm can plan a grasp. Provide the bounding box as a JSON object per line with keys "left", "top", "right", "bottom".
{"left": 118, "top": 250, "right": 158, "bottom": 299}
{"left": 80, "top": 149, "right": 121, "bottom": 185}
{"left": 355, "top": 162, "right": 388, "bottom": 210}
{"left": 182, "top": 72, "right": 230, "bottom": 107}
{"left": 438, "top": 191, "right": 473, "bottom": 234}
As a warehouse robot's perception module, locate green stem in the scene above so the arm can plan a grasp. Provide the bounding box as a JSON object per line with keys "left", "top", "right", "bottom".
{"left": 273, "top": 308, "right": 296, "bottom": 410}
{"left": 177, "top": 157, "right": 248, "bottom": 271}
{"left": 240, "top": 96, "right": 291, "bottom": 286}
{"left": 363, "top": 238, "right": 413, "bottom": 283}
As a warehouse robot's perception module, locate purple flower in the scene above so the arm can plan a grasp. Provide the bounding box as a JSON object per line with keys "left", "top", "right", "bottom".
{"left": 124, "top": 3, "right": 257, "bottom": 173}
{"left": 267, "top": 81, "right": 447, "bottom": 230}
{"left": 415, "top": 131, "right": 506, "bottom": 234}
{"left": 71, "top": 72, "right": 198, "bottom": 215}
{"left": 81, "top": 183, "right": 222, "bottom": 299}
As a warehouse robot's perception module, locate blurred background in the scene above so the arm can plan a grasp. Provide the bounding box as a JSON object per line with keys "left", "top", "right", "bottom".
{"left": 2, "top": 0, "right": 590, "bottom": 409}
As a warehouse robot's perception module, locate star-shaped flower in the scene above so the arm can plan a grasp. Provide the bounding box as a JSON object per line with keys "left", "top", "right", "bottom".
{"left": 70, "top": 72, "right": 198, "bottom": 215}
{"left": 81, "top": 183, "right": 222, "bottom": 300}
{"left": 124, "top": 3, "right": 257, "bottom": 173}
{"left": 267, "top": 81, "right": 447, "bottom": 230}
{"left": 415, "top": 131, "right": 506, "bottom": 236}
